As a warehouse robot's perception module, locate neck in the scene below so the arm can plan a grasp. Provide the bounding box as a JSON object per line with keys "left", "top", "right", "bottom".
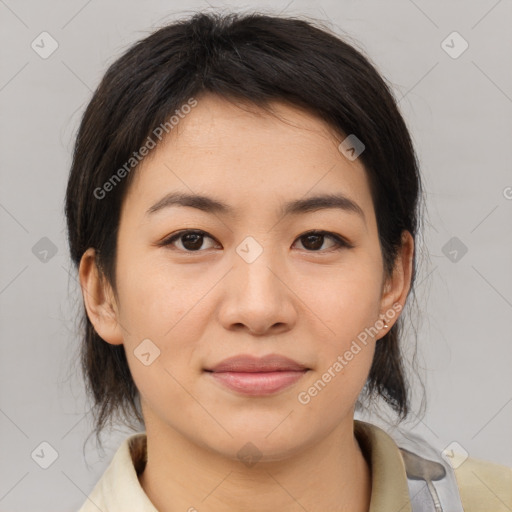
{"left": 138, "top": 418, "right": 371, "bottom": 512}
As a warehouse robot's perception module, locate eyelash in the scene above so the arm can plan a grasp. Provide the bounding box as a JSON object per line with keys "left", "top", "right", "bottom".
{"left": 158, "top": 229, "right": 353, "bottom": 253}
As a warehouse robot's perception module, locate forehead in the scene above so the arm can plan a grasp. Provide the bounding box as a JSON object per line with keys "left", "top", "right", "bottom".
{"left": 122, "top": 94, "right": 375, "bottom": 224}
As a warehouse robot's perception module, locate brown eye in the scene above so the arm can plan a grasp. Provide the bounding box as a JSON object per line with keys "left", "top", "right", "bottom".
{"left": 294, "top": 231, "right": 351, "bottom": 252}
{"left": 160, "top": 230, "right": 219, "bottom": 251}
{"left": 159, "top": 229, "right": 352, "bottom": 253}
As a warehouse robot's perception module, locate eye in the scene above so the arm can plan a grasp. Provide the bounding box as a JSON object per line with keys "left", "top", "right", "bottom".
{"left": 158, "top": 229, "right": 352, "bottom": 253}
{"left": 159, "top": 230, "right": 219, "bottom": 252}
{"left": 293, "top": 230, "right": 352, "bottom": 252}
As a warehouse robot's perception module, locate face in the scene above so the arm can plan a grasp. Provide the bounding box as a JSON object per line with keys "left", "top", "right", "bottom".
{"left": 82, "top": 93, "right": 412, "bottom": 461}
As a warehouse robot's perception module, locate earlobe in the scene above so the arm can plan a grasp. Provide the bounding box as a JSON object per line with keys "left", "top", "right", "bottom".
{"left": 78, "top": 248, "right": 124, "bottom": 345}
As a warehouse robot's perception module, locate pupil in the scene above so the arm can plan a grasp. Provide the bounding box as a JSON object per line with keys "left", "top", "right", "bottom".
{"left": 304, "top": 234, "right": 322, "bottom": 250}
{"left": 183, "top": 233, "right": 203, "bottom": 250}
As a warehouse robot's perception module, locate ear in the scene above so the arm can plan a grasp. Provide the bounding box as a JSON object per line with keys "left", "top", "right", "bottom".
{"left": 78, "top": 248, "right": 124, "bottom": 345}
{"left": 377, "top": 230, "right": 415, "bottom": 335}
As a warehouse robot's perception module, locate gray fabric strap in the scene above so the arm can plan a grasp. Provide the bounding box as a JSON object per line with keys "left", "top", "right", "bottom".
{"left": 385, "top": 426, "right": 465, "bottom": 512}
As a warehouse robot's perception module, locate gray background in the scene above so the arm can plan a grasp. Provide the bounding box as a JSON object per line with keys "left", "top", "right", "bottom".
{"left": 1, "top": 0, "right": 511, "bottom": 510}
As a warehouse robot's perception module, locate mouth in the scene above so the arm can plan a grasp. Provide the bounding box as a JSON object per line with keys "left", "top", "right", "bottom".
{"left": 204, "top": 354, "right": 310, "bottom": 396}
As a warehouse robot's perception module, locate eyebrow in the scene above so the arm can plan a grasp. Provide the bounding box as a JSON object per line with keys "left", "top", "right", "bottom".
{"left": 145, "top": 191, "right": 366, "bottom": 223}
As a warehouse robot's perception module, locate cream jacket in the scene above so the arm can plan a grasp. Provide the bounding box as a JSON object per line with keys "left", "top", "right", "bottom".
{"left": 78, "top": 420, "right": 512, "bottom": 511}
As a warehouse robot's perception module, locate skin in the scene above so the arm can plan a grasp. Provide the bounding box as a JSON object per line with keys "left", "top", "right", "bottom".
{"left": 79, "top": 93, "right": 414, "bottom": 512}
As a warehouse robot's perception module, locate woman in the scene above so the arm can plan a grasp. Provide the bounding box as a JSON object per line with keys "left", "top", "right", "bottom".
{"left": 65, "top": 11, "right": 511, "bottom": 512}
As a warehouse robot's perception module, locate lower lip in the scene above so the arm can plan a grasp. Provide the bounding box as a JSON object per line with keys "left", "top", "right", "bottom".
{"left": 208, "top": 370, "right": 308, "bottom": 396}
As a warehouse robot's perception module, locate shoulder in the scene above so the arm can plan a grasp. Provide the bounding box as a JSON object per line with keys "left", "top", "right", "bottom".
{"left": 355, "top": 419, "right": 512, "bottom": 511}
{"left": 454, "top": 456, "right": 512, "bottom": 512}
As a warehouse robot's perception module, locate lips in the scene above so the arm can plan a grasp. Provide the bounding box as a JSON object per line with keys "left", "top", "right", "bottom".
{"left": 205, "top": 354, "right": 309, "bottom": 396}
{"left": 206, "top": 354, "right": 308, "bottom": 373}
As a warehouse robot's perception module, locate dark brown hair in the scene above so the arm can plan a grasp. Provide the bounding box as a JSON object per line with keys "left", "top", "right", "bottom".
{"left": 64, "top": 10, "right": 426, "bottom": 443}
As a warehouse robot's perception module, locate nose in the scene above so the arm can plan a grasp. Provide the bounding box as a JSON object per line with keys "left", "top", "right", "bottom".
{"left": 217, "top": 241, "right": 298, "bottom": 336}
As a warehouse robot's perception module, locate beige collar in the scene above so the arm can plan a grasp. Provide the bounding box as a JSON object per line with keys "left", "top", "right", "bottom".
{"left": 79, "top": 419, "right": 413, "bottom": 511}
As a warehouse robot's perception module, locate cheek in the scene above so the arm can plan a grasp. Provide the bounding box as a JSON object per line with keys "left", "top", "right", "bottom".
{"left": 301, "top": 260, "right": 383, "bottom": 344}
{"left": 293, "top": 337, "right": 376, "bottom": 442}
{"left": 297, "top": 260, "right": 381, "bottom": 400}
{"left": 119, "top": 270, "right": 206, "bottom": 417}
{"left": 116, "top": 251, "right": 205, "bottom": 338}
{"left": 113, "top": 257, "right": 208, "bottom": 401}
